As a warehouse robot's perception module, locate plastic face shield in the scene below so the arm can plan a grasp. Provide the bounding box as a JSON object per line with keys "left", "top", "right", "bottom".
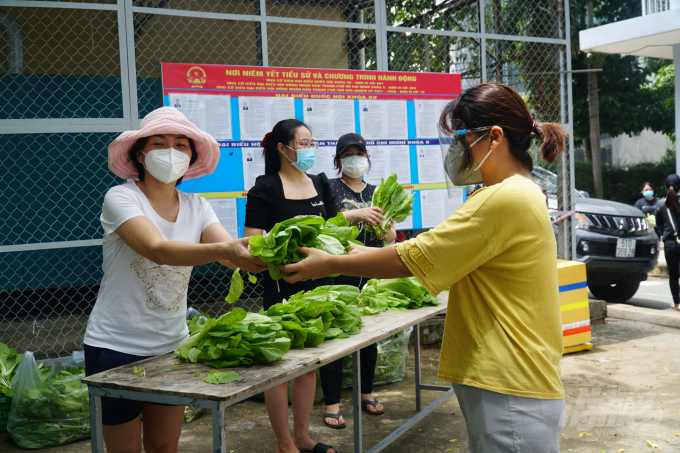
{"left": 438, "top": 119, "right": 491, "bottom": 196}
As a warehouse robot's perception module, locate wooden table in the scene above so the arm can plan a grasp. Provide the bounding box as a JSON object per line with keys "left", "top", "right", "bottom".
{"left": 83, "top": 304, "right": 452, "bottom": 453}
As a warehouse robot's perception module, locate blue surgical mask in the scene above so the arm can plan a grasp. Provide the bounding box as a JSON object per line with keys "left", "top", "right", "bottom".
{"left": 643, "top": 190, "right": 654, "bottom": 199}
{"left": 284, "top": 145, "right": 316, "bottom": 173}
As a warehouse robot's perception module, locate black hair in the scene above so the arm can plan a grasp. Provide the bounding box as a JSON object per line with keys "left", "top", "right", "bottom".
{"left": 641, "top": 182, "right": 655, "bottom": 191}
{"left": 128, "top": 136, "right": 198, "bottom": 186}
{"left": 333, "top": 146, "right": 372, "bottom": 175}
{"left": 263, "top": 119, "right": 310, "bottom": 176}
{"left": 440, "top": 83, "right": 567, "bottom": 172}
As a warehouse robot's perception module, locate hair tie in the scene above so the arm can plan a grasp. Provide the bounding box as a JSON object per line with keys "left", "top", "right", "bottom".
{"left": 261, "top": 132, "right": 272, "bottom": 148}
{"left": 531, "top": 121, "right": 538, "bottom": 134}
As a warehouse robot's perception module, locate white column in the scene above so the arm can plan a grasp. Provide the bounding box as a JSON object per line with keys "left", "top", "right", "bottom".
{"left": 675, "top": 43, "right": 680, "bottom": 175}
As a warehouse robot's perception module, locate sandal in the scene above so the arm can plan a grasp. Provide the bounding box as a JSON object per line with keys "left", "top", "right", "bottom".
{"left": 323, "top": 411, "right": 346, "bottom": 429}
{"left": 361, "top": 399, "right": 385, "bottom": 416}
{"left": 305, "top": 442, "right": 338, "bottom": 453}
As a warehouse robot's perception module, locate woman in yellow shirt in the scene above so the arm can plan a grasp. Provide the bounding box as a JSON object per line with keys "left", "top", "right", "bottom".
{"left": 278, "top": 83, "right": 568, "bottom": 452}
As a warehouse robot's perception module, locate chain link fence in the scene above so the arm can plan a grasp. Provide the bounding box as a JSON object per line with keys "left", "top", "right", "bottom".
{"left": 0, "top": 0, "right": 574, "bottom": 358}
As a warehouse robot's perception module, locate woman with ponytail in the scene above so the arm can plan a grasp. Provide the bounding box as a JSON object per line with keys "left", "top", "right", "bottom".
{"left": 277, "top": 83, "right": 568, "bottom": 452}
{"left": 244, "top": 119, "right": 339, "bottom": 453}
{"left": 654, "top": 174, "right": 680, "bottom": 311}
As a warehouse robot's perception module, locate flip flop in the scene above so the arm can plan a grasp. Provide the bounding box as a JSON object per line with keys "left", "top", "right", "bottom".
{"left": 361, "top": 399, "right": 385, "bottom": 416}
{"left": 323, "top": 411, "right": 346, "bottom": 429}
{"left": 304, "top": 442, "right": 338, "bottom": 453}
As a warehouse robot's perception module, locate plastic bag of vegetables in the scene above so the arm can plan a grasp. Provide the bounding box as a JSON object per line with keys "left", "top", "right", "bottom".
{"left": 7, "top": 351, "right": 90, "bottom": 449}
{"left": 341, "top": 327, "right": 412, "bottom": 388}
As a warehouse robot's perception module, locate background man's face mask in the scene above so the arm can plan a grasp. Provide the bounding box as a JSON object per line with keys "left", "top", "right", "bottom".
{"left": 438, "top": 119, "right": 494, "bottom": 187}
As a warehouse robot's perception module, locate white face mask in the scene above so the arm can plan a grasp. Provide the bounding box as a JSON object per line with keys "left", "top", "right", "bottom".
{"left": 142, "top": 148, "right": 191, "bottom": 184}
{"left": 340, "top": 155, "right": 369, "bottom": 178}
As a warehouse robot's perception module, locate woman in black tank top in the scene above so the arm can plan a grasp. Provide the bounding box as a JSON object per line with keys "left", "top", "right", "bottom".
{"left": 244, "top": 119, "right": 338, "bottom": 453}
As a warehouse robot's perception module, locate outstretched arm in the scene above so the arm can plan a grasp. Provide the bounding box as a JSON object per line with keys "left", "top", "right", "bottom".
{"left": 279, "top": 245, "right": 412, "bottom": 284}
{"left": 116, "top": 216, "right": 267, "bottom": 273}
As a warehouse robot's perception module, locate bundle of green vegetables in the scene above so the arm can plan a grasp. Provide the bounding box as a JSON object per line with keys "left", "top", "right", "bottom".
{"left": 352, "top": 277, "right": 439, "bottom": 315}
{"left": 261, "top": 285, "right": 362, "bottom": 347}
{"left": 8, "top": 354, "right": 90, "bottom": 449}
{"left": 176, "top": 307, "right": 292, "bottom": 368}
{"left": 248, "top": 214, "right": 359, "bottom": 281}
{"left": 176, "top": 286, "right": 363, "bottom": 372}
{"left": 0, "top": 342, "right": 23, "bottom": 397}
{"left": 366, "top": 173, "right": 415, "bottom": 239}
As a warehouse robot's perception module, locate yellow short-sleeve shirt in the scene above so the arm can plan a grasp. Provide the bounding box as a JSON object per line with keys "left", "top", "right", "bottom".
{"left": 396, "top": 176, "right": 564, "bottom": 400}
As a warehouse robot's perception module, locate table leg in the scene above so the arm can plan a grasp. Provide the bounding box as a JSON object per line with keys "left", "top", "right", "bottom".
{"left": 352, "top": 349, "right": 362, "bottom": 453}
{"left": 212, "top": 401, "right": 227, "bottom": 453}
{"left": 89, "top": 391, "right": 103, "bottom": 453}
{"left": 414, "top": 323, "right": 422, "bottom": 411}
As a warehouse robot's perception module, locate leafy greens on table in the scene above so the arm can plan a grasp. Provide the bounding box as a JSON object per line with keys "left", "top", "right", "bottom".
{"left": 352, "top": 277, "right": 439, "bottom": 315}
{"left": 366, "top": 173, "right": 415, "bottom": 240}
{"left": 176, "top": 286, "right": 362, "bottom": 372}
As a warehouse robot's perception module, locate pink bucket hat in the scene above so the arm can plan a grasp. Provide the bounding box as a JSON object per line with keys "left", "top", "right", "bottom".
{"left": 108, "top": 107, "right": 220, "bottom": 181}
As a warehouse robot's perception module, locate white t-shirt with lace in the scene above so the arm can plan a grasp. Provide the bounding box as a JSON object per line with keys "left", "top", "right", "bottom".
{"left": 84, "top": 181, "right": 219, "bottom": 356}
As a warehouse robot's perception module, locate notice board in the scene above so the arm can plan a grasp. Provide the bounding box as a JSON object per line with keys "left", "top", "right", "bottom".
{"left": 161, "top": 63, "right": 465, "bottom": 238}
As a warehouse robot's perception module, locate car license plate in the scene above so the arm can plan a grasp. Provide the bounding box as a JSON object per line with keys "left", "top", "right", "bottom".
{"left": 615, "top": 238, "right": 636, "bottom": 258}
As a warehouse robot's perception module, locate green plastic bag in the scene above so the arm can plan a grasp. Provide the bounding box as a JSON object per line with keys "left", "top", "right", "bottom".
{"left": 7, "top": 351, "right": 90, "bottom": 449}
{"left": 342, "top": 327, "right": 412, "bottom": 388}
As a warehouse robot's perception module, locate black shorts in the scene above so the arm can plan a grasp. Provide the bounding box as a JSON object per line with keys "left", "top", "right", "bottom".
{"left": 84, "top": 344, "right": 176, "bottom": 426}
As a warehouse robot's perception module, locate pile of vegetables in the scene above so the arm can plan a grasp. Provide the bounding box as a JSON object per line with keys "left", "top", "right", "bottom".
{"left": 262, "top": 285, "right": 362, "bottom": 346}
{"left": 352, "top": 277, "right": 439, "bottom": 315}
{"left": 8, "top": 352, "right": 90, "bottom": 449}
{"left": 248, "top": 214, "right": 359, "bottom": 281}
{"left": 176, "top": 307, "right": 292, "bottom": 369}
{"left": 176, "top": 286, "right": 363, "bottom": 374}
{"left": 366, "top": 173, "right": 415, "bottom": 239}
{"left": 0, "top": 342, "right": 23, "bottom": 397}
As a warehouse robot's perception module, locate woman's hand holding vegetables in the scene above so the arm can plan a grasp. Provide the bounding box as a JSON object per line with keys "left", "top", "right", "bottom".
{"left": 343, "top": 206, "right": 385, "bottom": 226}
{"left": 280, "top": 247, "right": 334, "bottom": 283}
{"left": 225, "top": 238, "right": 268, "bottom": 273}
{"left": 376, "top": 219, "right": 396, "bottom": 242}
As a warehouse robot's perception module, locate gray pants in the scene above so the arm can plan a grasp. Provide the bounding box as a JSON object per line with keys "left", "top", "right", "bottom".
{"left": 452, "top": 383, "right": 565, "bottom": 453}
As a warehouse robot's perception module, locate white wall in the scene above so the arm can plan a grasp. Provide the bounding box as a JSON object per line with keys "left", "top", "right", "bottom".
{"left": 611, "top": 129, "right": 673, "bottom": 166}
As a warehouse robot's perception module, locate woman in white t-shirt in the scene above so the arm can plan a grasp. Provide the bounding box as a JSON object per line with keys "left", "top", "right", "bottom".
{"left": 83, "top": 107, "right": 266, "bottom": 453}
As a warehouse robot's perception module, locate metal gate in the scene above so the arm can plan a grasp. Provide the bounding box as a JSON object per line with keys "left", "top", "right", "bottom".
{"left": 0, "top": 0, "right": 575, "bottom": 357}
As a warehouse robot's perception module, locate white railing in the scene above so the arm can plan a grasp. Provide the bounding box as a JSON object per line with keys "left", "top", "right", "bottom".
{"left": 642, "top": 0, "right": 671, "bottom": 15}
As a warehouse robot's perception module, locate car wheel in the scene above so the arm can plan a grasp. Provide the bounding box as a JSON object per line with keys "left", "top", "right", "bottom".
{"left": 588, "top": 280, "right": 640, "bottom": 303}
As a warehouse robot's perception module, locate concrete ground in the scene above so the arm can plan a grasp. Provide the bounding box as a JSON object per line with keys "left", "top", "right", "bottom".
{"left": 2, "top": 313, "right": 680, "bottom": 453}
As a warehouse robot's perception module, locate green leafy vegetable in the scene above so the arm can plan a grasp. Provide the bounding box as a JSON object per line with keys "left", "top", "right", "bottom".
{"left": 248, "top": 214, "right": 359, "bottom": 281}
{"left": 203, "top": 370, "right": 240, "bottom": 384}
{"left": 8, "top": 353, "right": 90, "bottom": 449}
{"left": 353, "top": 277, "right": 439, "bottom": 315}
{"left": 133, "top": 366, "right": 146, "bottom": 376}
{"left": 176, "top": 307, "right": 291, "bottom": 368}
{"left": 0, "top": 342, "right": 23, "bottom": 397}
{"left": 226, "top": 268, "right": 245, "bottom": 304}
{"left": 176, "top": 286, "right": 364, "bottom": 369}
{"left": 193, "top": 371, "right": 202, "bottom": 377}
{"left": 366, "top": 173, "right": 415, "bottom": 239}
{"left": 247, "top": 272, "right": 257, "bottom": 284}
{"left": 342, "top": 328, "right": 412, "bottom": 388}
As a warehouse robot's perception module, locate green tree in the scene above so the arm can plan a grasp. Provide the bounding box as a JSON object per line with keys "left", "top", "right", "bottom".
{"left": 571, "top": 0, "right": 674, "bottom": 146}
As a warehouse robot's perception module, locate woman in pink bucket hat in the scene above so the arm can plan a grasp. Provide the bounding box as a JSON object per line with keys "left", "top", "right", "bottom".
{"left": 83, "top": 107, "right": 267, "bottom": 453}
